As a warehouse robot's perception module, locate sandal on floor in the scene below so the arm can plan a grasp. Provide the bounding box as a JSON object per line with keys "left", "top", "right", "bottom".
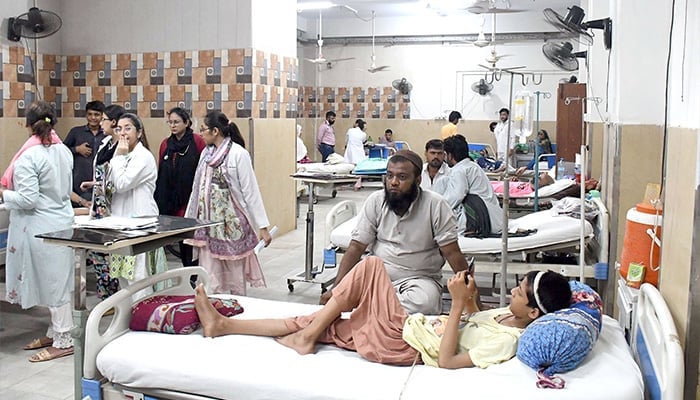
{"left": 23, "top": 337, "right": 53, "bottom": 350}
{"left": 29, "top": 347, "right": 74, "bottom": 363}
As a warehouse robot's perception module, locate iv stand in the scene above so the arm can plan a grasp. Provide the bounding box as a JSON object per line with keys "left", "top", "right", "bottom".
{"left": 532, "top": 91, "right": 551, "bottom": 211}
{"left": 487, "top": 67, "right": 543, "bottom": 307}
{"left": 564, "top": 96, "right": 602, "bottom": 282}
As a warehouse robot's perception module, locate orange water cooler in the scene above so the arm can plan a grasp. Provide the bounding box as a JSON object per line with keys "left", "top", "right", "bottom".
{"left": 619, "top": 203, "right": 663, "bottom": 287}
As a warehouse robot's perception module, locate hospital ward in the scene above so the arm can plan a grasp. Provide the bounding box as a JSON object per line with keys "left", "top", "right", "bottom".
{"left": 0, "top": 0, "right": 698, "bottom": 399}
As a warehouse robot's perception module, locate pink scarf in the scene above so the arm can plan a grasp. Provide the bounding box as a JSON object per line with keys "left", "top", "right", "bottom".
{"left": 1, "top": 130, "right": 62, "bottom": 189}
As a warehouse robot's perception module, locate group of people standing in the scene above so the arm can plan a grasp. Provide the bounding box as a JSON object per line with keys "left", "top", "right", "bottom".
{"left": 0, "top": 101, "right": 272, "bottom": 362}
{"left": 311, "top": 110, "right": 399, "bottom": 165}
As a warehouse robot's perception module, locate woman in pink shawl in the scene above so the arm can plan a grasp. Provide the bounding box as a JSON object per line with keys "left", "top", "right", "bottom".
{"left": 185, "top": 111, "right": 272, "bottom": 294}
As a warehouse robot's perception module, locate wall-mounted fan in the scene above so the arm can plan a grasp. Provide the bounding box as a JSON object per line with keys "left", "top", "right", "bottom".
{"left": 471, "top": 79, "right": 494, "bottom": 96}
{"left": 543, "top": 6, "right": 612, "bottom": 49}
{"left": 8, "top": 7, "right": 62, "bottom": 41}
{"left": 542, "top": 41, "right": 587, "bottom": 71}
{"left": 392, "top": 78, "right": 413, "bottom": 95}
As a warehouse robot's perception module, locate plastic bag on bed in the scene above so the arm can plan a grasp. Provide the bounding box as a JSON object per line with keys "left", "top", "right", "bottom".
{"left": 550, "top": 197, "right": 600, "bottom": 220}
{"left": 130, "top": 295, "right": 244, "bottom": 334}
{"left": 516, "top": 281, "right": 603, "bottom": 378}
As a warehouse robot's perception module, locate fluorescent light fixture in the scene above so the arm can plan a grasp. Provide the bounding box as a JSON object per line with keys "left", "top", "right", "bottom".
{"left": 297, "top": 1, "right": 336, "bottom": 11}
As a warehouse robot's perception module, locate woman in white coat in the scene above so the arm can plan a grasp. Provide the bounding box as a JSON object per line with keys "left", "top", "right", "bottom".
{"left": 343, "top": 119, "right": 368, "bottom": 164}
{"left": 185, "top": 110, "right": 272, "bottom": 295}
{"left": 108, "top": 113, "right": 165, "bottom": 297}
{"left": 0, "top": 101, "right": 75, "bottom": 362}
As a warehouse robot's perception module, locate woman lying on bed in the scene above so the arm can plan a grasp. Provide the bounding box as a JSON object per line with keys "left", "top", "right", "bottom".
{"left": 195, "top": 256, "right": 571, "bottom": 369}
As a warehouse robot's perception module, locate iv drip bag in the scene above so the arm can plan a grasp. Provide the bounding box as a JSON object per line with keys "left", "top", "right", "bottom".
{"left": 513, "top": 91, "right": 534, "bottom": 143}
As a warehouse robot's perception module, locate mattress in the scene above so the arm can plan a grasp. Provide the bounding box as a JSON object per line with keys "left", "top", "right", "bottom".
{"left": 96, "top": 296, "right": 643, "bottom": 400}
{"left": 297, "top": 162, "right": 356, "bottom": 174}
{"left": 330, "top": 210, "right": 593, "bottom": 255}
{"left": 494, "top": 179, "right": 576, "bottom": 198}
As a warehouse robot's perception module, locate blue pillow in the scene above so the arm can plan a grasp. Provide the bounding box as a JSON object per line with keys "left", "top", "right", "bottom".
{"left": 516, "top": 281, "right": 602, "bottom": 376}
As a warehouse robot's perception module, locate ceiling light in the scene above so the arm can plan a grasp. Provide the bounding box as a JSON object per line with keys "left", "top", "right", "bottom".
{"left": 297, "top": 1, "right": 336, "bottom": 12}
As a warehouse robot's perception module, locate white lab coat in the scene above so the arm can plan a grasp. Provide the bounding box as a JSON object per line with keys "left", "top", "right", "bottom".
{"left": 110, "top": 142, "right": 159, "bottom": 217}
{"left": 344, "top": 127, "right": 367, "bottom": 164}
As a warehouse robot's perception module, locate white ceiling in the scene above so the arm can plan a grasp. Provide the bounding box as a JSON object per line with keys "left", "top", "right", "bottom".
{"left": 296, "top": 0, "right": 577, "bottom": 19}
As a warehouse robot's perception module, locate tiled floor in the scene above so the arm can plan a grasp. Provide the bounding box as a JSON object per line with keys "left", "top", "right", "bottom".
{"left": 0, "top": 185, "right": 496, "bottom": 399}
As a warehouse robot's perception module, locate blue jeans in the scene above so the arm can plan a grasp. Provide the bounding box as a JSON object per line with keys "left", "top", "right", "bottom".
{"left": 318, "top": 143, "right": 335, "bottom": 162}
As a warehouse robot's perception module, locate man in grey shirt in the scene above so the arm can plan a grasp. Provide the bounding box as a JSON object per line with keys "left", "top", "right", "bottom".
{"left": 320, "top": 150, "right": 471, "bottom": 315}
{"left": 441, "top": 135, "right": 503, "bottom": 236}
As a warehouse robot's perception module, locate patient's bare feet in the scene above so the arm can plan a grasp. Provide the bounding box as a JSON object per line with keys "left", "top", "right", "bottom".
{"left": 275, "top": 331, "right": 317, "bottom": 355}
{"left": 194, "top": 284, "right": 228, "bottom": 338}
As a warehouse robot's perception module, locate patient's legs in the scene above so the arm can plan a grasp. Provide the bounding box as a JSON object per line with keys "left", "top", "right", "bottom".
{"left": 195, "top": 285, "right": 292, "bottom": 338}
{"left": 196, "top": 256, "right": 402, "bottom": 357}
{"left": 278, "top": 256, "right": 411, "bottom": 361}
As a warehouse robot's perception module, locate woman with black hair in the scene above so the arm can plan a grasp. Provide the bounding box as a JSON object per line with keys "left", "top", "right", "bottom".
{"left": 0, "top": 101, "right": 75, "bottom": 362}
{"left": 185, "top": 110, "right": 272, "bottom": 295}
{"left": 78, "top": 104, "right": 127, "bottom": 300}
{"left": 154, "top": 107, "right": 206, "bottom": 268}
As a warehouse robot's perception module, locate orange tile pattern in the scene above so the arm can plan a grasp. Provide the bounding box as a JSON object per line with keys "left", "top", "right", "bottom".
{"left": 298, "top": 86, "right": 410, "bottom": 119}
{"left": 0, "top": 44, "right": 299, "bottom": 119}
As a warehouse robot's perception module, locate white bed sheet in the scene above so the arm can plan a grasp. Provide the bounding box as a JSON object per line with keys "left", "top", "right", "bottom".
{"left": 330, "top": 210, "right": 593, "bottom": 255}
{"left": 496, "top": 179, "right": 576, "bottom": 199}
{"left": 297, "top": 162, "right": 356, "bottom": 174}
{"left": 96, "top": 296, "right": 642, "bottom": 400}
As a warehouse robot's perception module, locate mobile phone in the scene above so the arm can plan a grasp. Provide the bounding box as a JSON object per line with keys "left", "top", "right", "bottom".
{"left": 464, "top": 257, "right": 475, "bottom": 285}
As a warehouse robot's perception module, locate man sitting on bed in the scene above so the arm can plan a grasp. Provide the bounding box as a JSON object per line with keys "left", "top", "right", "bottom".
{"left": 420, "top": 139, "right": 450, "bottom": 192}
{"left": 440, "top": 135, "right": 503, "bottom": 237}
{"left": 320, "top": 149, "right": 472, "bottom": 315}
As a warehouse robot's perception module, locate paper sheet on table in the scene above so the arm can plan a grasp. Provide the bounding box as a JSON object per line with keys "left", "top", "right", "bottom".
{"left": 73, "top": 216, "right": 159, "bottom": 230}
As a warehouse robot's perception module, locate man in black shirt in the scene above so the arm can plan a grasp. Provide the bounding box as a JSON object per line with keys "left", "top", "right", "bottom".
{"left": 63, "top": 100, "right": 106, "bottom": 208}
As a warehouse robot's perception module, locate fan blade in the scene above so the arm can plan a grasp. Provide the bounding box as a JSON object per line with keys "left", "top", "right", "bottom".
{"left": 328, "top": 57, "right": 355, "bottom": 63}
{"left": 368, "top": 65, "right": 390, "bottom": 73}
{"left": 305, "top": 57, "right": 327, "bottom": 64}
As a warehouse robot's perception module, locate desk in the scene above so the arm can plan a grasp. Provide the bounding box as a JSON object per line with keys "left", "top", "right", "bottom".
{"left": 289, "top": 174, "right": 359, "bottom": 293}
{"left": 36, "top": 215, "right": 218, "bottom": 400}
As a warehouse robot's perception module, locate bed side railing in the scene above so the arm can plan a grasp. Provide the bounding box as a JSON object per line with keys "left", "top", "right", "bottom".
{"left": 631, "top": 283, "right": 684, "bottom": 400}
{"left": 324, "top": 200, "right": 357, "bottom": 250}
{"left": 83, "top": 266, "right": 209, "bottom": 380}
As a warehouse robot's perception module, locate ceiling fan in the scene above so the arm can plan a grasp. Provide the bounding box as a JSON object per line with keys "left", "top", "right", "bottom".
{"left": 461, "top": 15, "right": 491, "bottom": 48}
{"left": 305, "top": 11, "right": 354, "bottom": 65}
{"left": 465, "top": 0, "right": 524, "bottom": 14}
{"left": 484, "top": 47, "right": 511, "bottom": 67}
{"left": 366, "top": 11, "right": 390, "bottom": 73}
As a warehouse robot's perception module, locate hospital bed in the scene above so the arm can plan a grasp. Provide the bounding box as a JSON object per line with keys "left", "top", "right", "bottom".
{"left": 295, "top": 162, "right": 357, "bottom": 199}
{"left": 324, "top": 197, "right": 609, "bottom": 282}
{"left": 82, "top": 266, "right": 654, "bottom": 400}
{"left": 493, "top": 178, "right": 578, "bottom": 212}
